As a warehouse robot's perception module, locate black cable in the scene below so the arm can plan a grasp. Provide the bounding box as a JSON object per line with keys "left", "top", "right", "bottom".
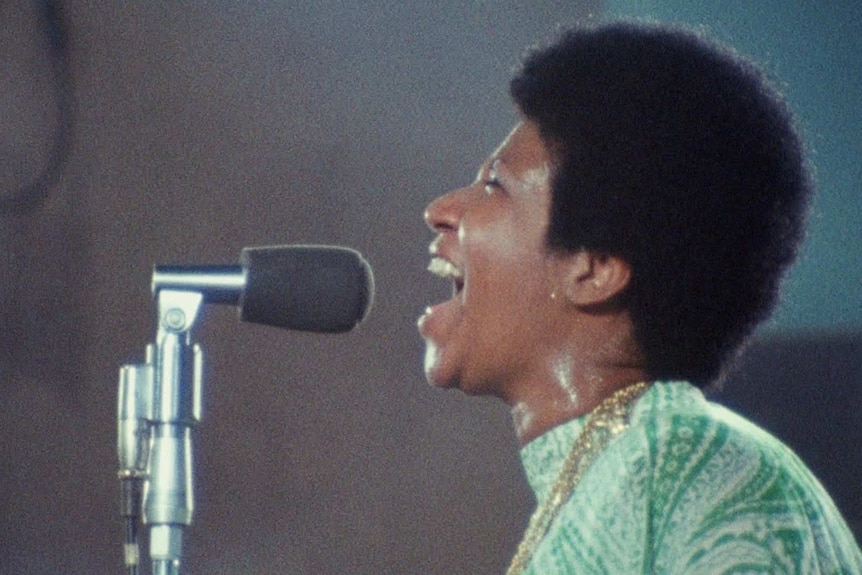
{"left": 0, "top": 0, "right": 75, "bottom": 215}
{"left": 125, "top": 515, "right": 140, "bottom": 575}
{"left": 121, "top": 477, "right": 143, "bottom": 575}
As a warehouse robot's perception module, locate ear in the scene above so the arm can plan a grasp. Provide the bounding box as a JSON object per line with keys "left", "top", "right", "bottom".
{"left": 557, "top": 250, "right": 632, "bottom": 307}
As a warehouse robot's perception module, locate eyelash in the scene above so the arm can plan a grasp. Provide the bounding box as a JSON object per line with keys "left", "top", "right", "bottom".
{"left": 483, "top": 177, "right": 500, "bottom": 195}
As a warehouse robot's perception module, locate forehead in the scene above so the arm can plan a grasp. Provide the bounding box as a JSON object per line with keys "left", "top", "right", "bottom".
{"left": 489, "top": 121, "right": 552, "bottom": 170}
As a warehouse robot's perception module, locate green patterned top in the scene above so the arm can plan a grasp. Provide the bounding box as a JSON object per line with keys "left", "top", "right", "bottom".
{"left": 519, "top": 381, "right": 862, "bottom": 574}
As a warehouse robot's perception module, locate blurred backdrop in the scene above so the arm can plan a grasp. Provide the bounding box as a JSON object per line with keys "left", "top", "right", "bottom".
{"left": 0, "top": 1, "right": 859, "bottom": 573}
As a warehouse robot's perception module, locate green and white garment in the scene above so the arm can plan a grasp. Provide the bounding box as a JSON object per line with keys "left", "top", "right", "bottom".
{"left": 519, "top": 381, "right": 862, "bottom": 574}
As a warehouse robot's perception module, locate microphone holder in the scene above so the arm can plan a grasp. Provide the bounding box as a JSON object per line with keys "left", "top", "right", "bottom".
{"left": 118, "top": 289, "right": 205, "bottom": 575}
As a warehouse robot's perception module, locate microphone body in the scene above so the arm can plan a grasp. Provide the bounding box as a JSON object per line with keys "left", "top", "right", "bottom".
{"left": 151, "top": 245, "right": 374, "bottom": 332}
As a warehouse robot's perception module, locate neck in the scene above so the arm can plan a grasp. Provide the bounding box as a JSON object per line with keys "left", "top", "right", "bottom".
{"left": 509, "top": 367, "right": 649, "bottom": 446}
{"left": 505, "top": 308, "right": 649, "bottom": 446}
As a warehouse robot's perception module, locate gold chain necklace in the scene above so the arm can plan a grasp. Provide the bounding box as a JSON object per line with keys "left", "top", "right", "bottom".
{"left": 505, "top": 381, "right": 651, "bottom": 575}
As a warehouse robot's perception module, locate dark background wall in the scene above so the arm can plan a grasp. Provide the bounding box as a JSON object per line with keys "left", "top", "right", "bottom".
{"left": 0, "top": 2, "right": 858, "bottom": 574}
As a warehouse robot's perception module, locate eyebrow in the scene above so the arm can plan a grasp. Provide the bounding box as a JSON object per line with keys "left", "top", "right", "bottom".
{"left": 474, "top": 158, "right": 501, "bottom": 184}
{"left": 474, "top": 157, "right": 495, "bottom": 180}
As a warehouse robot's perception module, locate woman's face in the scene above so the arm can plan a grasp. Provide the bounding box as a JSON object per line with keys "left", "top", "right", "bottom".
{"left": 418, "top": 121, "right": 568, "bottom": 401}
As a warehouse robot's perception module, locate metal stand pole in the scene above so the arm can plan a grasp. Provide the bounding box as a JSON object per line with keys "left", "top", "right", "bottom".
{"left": 118, "top": 289, "right": 203, "bottom": 575}
{"left": 143, "top": 290, "right": 203, "bottom": 575}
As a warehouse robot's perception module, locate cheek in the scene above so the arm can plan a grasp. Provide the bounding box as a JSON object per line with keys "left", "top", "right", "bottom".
{"left": 467, "top": 236, "right": 548, "bottom": 299}
{"left": 460, "top": 205, "right": 554, "bottom": 315}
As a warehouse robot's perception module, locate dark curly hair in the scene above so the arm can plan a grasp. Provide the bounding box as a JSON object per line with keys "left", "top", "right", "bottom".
{"left": 510, "top": 22, "right": 812, "bottom": 387}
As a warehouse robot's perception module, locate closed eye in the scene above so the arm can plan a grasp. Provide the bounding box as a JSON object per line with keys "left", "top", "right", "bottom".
{"left": 481, "top": 158, "right": 503, "bottom": 195}
{"left": 483, "top": 177, "right": 501, "bottom": 195}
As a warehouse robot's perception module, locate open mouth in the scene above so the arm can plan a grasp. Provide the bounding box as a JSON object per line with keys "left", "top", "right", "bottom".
{"left": 428, "top": 256, "right": 464, "bottom": 297}
{"left": 418, "top": 255, "right": 464, "bottom": 338}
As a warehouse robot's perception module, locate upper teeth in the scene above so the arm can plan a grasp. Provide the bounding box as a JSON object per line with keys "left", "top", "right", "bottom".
{"left": 428, "top": 257, "right": 463, "bottom": 280}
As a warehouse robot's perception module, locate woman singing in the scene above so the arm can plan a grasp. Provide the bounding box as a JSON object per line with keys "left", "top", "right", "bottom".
{"left": 417, "top": 21, "right": 862, "bottom": 574}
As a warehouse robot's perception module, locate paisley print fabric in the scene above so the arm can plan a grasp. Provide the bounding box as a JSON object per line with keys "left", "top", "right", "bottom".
{"left": 518, "top": 381, "right": 862, "bottom": 574}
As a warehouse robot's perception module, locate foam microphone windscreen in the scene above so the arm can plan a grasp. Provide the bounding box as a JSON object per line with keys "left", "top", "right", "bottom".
{"left": 239, "top": 245, "right": 374, "bottom": 333}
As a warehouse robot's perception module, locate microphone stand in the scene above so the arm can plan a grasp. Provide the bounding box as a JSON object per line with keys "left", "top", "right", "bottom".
{"left": 118, "top": 289, "right": 205, "bottom": 575}
{"left": 114, "top": 246, "right": 371, "bottom": 574}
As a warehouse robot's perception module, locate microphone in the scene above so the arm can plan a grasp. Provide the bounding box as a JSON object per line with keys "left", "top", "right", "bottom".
{"left": 151, "top": 245, "right": 374, "bottom": 332}
{"left": 118, "top": 245, "right": 373, "bottom": 574}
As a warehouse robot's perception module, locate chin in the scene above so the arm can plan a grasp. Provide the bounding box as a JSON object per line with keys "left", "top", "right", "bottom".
{"left": 423, "top": 341, "right": 502, "bottom": 397}
{"left": 422, "top": 344, "right": 462, "bottom": 390}
{"left": 423, "top": 358, "right": 456, "bottom": 389}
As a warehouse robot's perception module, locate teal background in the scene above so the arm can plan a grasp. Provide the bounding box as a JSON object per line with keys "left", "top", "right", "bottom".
{"left": 608, "top": 0, "right": 862, "bottom": 332}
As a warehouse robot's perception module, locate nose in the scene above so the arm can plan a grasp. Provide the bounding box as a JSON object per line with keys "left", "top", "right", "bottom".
{"left": 424, "top": 188, "right": 463, "bottom": 233}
